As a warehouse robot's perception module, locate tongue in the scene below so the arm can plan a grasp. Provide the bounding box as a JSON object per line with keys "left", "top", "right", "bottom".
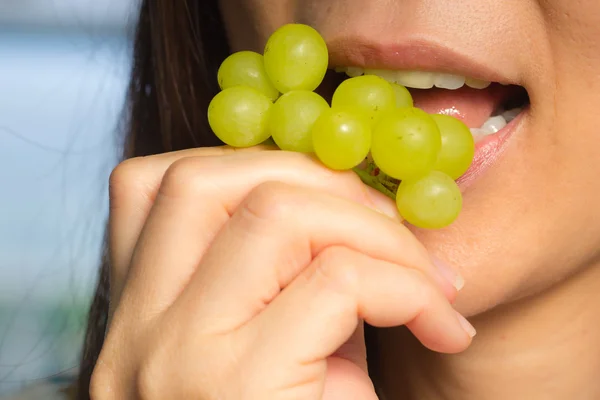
{"left": 409, "top": 84, "right": 510, "bottom": 128}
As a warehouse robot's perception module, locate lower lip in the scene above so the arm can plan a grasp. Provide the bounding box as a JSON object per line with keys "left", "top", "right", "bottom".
{"left": 456, "top": 108, "right": 527, "bottom": 190}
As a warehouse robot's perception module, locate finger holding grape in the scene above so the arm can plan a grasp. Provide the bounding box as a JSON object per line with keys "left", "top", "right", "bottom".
{"left": 91, "top": 147, "right": 472, "bottom": 399}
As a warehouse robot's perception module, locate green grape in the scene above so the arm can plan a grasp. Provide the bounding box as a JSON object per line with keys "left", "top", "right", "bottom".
{"left": 312, "top": 109, "right": 371, "bottom": 170}
{"left": 267, "top": 90, "right": 329, "bottom": 152}
{"left": 263, "top": 24, "right": 328, "bottom": 93}
{"left": 391, "top": 83, "right": 414, "bottom": 108}
{"left": 217, "top": 51, "right": 280, "bottom": 101}
{"left": 207, "top": 86, "right": 272, "bottom": 148}
{"left": 331, "top": 75, "right": 396, "bottom": 126}
{"left": 371, "top": 107, "right": 441, "bottom": 180}
{"left": 396, "top": 171, "right": 462, "bottom": 229}
{"left": 431, "top": 114, "right": 475, "bottom": 180}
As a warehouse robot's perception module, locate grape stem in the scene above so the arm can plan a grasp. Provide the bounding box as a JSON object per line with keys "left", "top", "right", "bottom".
{"left": 352, "top": 167, "right": 397, "bottom": 200}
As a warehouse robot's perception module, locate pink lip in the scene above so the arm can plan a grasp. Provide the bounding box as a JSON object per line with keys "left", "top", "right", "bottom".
{"left": 326, "top": 36, "right": 525, "bottom": 191}
{"left": 456, "top": 108, "right": 527, "bottom": 190}
{"left": 327, "top": 37, "right": 513, "bottom": 84}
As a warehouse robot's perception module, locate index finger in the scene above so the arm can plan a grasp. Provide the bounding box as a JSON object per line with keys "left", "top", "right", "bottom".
{"left": 107, "top": 145, "right": 270, "bottom": 309}
{"left": 109, "top": 149, "right": 400, "bottom": 318}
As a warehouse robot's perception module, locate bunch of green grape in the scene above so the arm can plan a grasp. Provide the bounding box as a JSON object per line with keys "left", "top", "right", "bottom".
{"left": 208, "top": 24, "right": 474, "bottom": 229}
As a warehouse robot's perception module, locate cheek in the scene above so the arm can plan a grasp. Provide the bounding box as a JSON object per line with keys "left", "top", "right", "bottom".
{"left": 410, "top": 1, "right": 600, "bottom": 317}
{"left": 542, "top": 0, "right": 600, "bottom": 89}
{"left": 414, "top": 84, "right": 600, "bottom": 318}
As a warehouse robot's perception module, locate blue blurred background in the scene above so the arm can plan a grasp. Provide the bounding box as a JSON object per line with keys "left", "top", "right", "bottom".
{"left": 0, "top": 0, "right": 135, "bottom": 395}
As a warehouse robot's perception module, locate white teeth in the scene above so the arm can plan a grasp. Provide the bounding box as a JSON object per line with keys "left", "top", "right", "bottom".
{"left": 340, "top": 67, "right": 494, "bottom": 90}
{"left": 364, "top": 69, "right": 398, "bottom": 82}
{"left": 469, "top": 115, "right": 507, "bottom": 140}
{"left": 395, "top": 70, "right": 435, "bottom": 89}
{"left": 481, "top": 115, "right": 507, "bottom": 134}
{"left": 434, "top": 73, "right": 466, "bottom": 90}
{"left": 468, "top": 107, "right": 523, "bottom": 141}
{"left": 501, "top": 107, "right": 522, "bottom": 122}
{"left": 465, "top": 77, "right": 491, "bottom": 90}
{"left": 363, "top": 69, "right": 436, "bottom": 89}
{"left": 346, "top": 67, "right": 364, "bottom": 77}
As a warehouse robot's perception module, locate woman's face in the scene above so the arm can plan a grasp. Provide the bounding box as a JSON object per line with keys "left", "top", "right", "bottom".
{"left": 218, "top": 0, "right": 600, "bottom": 316}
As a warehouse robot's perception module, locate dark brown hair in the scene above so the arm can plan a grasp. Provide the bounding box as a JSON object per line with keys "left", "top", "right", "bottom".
{"left": 75, "top": 1, "right": 227, "bottom": 397}
{"left": 75, "top": 1, "right": 379, "bottom": 398}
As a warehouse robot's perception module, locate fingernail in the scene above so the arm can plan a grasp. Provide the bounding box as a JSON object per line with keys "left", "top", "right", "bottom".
{"left": 366, "top": 187, "right": 401, "bottom": 220}
{"left": 431, "top": 256, "right": 464, "bottom": 291}
{"left": 456, "top": 311, "right": 477, "bottom": 338}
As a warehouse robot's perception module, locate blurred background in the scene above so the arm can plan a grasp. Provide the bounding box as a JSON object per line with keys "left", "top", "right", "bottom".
{"left": 0, "top": 0, "right": 136, "bottom": 395}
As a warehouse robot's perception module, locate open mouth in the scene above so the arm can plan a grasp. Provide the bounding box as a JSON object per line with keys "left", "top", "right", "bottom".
{"left": 315, "top": 65, "right": 529, "bottom": 193}
{"left": 317, "top": 68, "right": 529, "bottom": 144}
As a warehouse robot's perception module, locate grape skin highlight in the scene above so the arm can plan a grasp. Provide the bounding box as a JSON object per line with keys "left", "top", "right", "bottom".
{"left": 431, "top": 114, "right": 475, "bottom": 180}
{"left": 396, "top": 171, "right": 463, "bottom": 229}
{"left": 263, "top": 24, "right": 329, "bottom": 93}
{"left": 312, "top": 109, "right": 372, "bottom": 170}
{"left": 208, "top": 86, "right": 273, "bottom": 148}
{"left": 332, "top": 75, "right": 396, "bottom": 126}
{"left": 268, "top": 90, "right": 330, "bottom": 153}
{"left": 371, "top": 107, "right": 442, "bottom": 180}
{"left": 217, "top": 51, "right": 280, "bottom": 101}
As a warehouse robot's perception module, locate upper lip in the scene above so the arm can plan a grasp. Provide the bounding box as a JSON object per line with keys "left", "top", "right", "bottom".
{"left": 326, "top": 36, "right": 514, "bottom": 85}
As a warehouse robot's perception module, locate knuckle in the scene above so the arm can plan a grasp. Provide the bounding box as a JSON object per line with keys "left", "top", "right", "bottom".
{"left": 162, "top": 157, "right": 197, "bottom": 187}
{"left": 405, "top": 268, "right": 438, "bottom": 310}
{"left": 310, "top": 246, "right": 361, "bottom": 295}
{"left": 242, "top": 181, "right": 297, "bottom": 222}
{"left": 160, "top": 157, "right": 202, "bottom": 196}
{"left": 108, "top": 157, "right": 148, "bottom": 206}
